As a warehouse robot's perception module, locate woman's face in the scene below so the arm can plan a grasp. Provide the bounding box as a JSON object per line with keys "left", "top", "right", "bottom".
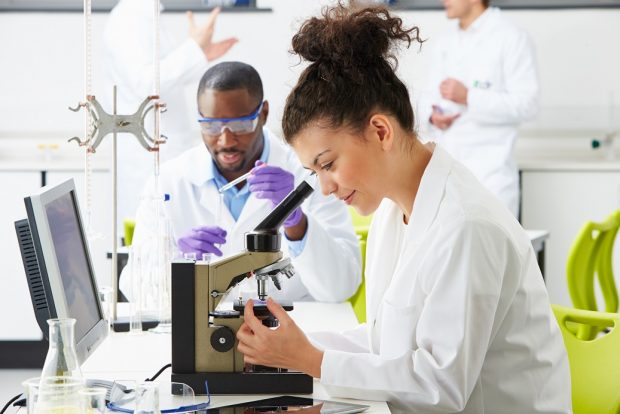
{"left": 292, "top": 122, "right": 385, "bottom": 216}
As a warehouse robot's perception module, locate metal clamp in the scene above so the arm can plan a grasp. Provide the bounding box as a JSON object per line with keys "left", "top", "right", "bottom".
{"left": 67, "top": 94, "right": 167, "bottom": 152}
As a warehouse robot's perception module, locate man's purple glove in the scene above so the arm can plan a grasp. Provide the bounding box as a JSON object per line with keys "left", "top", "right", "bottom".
{"left": 247, "top": 160, "right": 303, "bottom": 227}
{"left": 177, "top": 226, "right": 227, "bottom": 256}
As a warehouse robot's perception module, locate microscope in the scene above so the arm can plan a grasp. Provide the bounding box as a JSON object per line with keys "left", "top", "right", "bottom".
{"left": 171, "top": 180, "right": 315, "bottom": 395}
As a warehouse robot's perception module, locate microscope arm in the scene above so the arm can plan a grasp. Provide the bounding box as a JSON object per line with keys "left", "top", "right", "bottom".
{"left": 207, "top": 250, "right": 283, "bottom": 312}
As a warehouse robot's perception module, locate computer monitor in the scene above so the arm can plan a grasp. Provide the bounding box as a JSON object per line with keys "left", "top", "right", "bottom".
{"left": 14, "top": 178, "right": 108, "bottom": 364}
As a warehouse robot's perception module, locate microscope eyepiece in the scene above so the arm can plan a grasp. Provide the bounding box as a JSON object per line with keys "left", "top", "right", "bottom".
{"left": 245, "top": 180, "right": 314, "bottom": 252}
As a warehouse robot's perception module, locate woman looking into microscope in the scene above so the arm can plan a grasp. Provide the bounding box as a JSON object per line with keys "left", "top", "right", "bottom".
{"left": 236, "top": 4, "right": 571, "bottom": 413}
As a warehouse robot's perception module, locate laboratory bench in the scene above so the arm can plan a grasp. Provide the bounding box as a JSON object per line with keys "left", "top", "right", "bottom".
{"left": 79, "top": 302, "right": 390, "bottom": 413}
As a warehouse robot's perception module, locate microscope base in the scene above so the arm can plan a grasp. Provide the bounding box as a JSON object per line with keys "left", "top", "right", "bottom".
{"left": 171, "top": 371, "right": 313, "bottom": 395}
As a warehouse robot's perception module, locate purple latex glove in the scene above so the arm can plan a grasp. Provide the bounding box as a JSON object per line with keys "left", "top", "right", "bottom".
{"left": 177, "top": 226, "right": 227, "bottom": 256}
{"left": 247, "top": 160, "right": 303, "bottom": 227}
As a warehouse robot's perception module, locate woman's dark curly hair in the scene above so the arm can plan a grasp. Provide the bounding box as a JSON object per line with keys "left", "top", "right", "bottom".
{"left": 282, "top": 3, "right": 424, "bottom": 143}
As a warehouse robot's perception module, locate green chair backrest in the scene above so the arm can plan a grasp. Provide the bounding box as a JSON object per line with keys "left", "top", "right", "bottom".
{"left": 123, "top": 219, "right": 136, "bottom": 246}
{"left": 552, "top": 304, "right": 620, "bottom": 414}
{"left": 566, "top": 210, "right": 620, "bottom": 339}
{"left": 347, "top": 207, "right": 372, "bottom": 323}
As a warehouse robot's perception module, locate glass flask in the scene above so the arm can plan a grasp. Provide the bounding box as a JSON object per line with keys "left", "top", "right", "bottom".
{"left": 40, "top": 318, "right": 82, "bottom": 380}
{"left": 131, "top": 190, "right": 173, "bottom": 334}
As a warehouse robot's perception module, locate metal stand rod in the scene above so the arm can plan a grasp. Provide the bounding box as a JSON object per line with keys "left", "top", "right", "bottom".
{"left": 111, "top": 85, "right": 118, "bottom": 323}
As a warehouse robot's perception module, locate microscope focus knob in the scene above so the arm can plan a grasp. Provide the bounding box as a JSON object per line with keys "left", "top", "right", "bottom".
{"left": 210, "top": 327, "right": 235, "bottom": 353}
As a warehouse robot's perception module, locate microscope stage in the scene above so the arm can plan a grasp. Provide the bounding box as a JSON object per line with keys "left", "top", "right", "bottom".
{"left": 233, "top": 300, "right": 293, "bottom": 317}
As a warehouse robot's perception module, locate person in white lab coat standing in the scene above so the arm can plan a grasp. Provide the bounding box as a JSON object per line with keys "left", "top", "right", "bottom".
{"left": 103, "top": 0, "right": 237, "bottom": 234}
{"left": 426, "top": 0, "right": 539, "bottom": 217}
{"left": 236, "top": 5, "right": 571, "bottom": 413}
{"left": 127, "top": 61, "right": 361, "bottom": 303}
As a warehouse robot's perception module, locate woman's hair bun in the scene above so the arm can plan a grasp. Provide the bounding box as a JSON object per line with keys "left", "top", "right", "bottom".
{"left": 291, "top": 2, "right": 422, "bottom": 69}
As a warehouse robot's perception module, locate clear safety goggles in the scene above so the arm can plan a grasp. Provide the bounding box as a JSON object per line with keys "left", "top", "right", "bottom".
{"left": 198, "top": 101, "right": 263, "bottom": 136}
{"left": 107, "top": 380, "right": 211, "bottom": 413}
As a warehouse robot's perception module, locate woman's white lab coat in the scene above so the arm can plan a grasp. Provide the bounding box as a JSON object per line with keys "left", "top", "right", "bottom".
{"left": 427, "top": 7, "right": 539, "bottom": 217}
{"left": 310, "top": 146, "right": 571, "bottom": 413}
{"left": 127, "top": 129, "right": 361, "bottom": 303}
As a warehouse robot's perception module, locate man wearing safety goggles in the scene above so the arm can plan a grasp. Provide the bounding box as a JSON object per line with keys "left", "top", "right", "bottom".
{"left": 198, "top": 101, "right": 264, "bottom": 137}
{"left": 127, "top": 62, "right": 361, "bottom": 303}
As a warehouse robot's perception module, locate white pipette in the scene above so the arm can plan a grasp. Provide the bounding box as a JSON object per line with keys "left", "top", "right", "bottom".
{"left": 218, "top": 170, "right": 253, "bottom": 193}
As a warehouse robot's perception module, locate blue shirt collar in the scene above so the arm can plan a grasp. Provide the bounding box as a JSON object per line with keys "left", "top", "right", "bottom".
{"left": 211, "top": 132, "right": 270, "bottom": 193}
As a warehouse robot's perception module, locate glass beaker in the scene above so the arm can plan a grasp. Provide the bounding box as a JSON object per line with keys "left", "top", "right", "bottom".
{"left": 40, "top": 318, "right": 82, "bottom": 380}
{"left": 79, "top": 387, "right": 107, "bottom": 414}
{"left": 23, "top": 376, "right": 83, "bottom": 414}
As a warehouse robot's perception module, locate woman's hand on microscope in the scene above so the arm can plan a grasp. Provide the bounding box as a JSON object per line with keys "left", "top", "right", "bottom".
{"left": 177, "top": 226, "right": 226, "bottom": 256}
{"left": 236, "top": 298, "right": 324, "bottom": 379}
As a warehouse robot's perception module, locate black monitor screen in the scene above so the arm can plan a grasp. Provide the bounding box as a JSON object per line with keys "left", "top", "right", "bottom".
{"left": 44, "top": 191, "right": 100, "bottom": 341}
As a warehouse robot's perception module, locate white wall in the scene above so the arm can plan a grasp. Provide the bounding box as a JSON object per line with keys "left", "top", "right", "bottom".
{"left": 1, "top": 2, "right": 619, "bottom": 141}
{"left": 0, "top": 1, "right": 619, "bottom": 341}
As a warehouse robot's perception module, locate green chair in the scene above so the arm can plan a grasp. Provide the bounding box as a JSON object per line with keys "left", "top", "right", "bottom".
{"left": 552, "top": 304, "right": 620, "bottom": 414}
{"left": 566, "top": 210, "right": 620, "bottom": 339}
{"left": 347, "top": 207, "right": 372, "bottom": 323}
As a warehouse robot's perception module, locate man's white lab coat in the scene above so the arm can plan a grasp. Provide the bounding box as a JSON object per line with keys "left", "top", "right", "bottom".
{"left": 103, "top": 0, "right": 208, "bottom": 228}
{"left": 426, "top": 7, "right": 539, "bottom": 217}
{"left": 127, "top": 129, "right": 362, "bottom": 303}
{"left": 310, "top": 145, "right": 571, "bottom": 413}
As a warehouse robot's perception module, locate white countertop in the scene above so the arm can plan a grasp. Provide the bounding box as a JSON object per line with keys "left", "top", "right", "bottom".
{"left": 81, "top": 302, "right": 390, "bottom": 413}
{"left": 516, "top": 135, "right": 620, "bottom": 171}
{"left": 82, "top": 302, "right": 359, "bottom": 376}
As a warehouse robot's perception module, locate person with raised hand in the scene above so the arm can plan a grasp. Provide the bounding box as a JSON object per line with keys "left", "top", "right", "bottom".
{"left": 103, "top": 1, "right": 238, "bottom": 235}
